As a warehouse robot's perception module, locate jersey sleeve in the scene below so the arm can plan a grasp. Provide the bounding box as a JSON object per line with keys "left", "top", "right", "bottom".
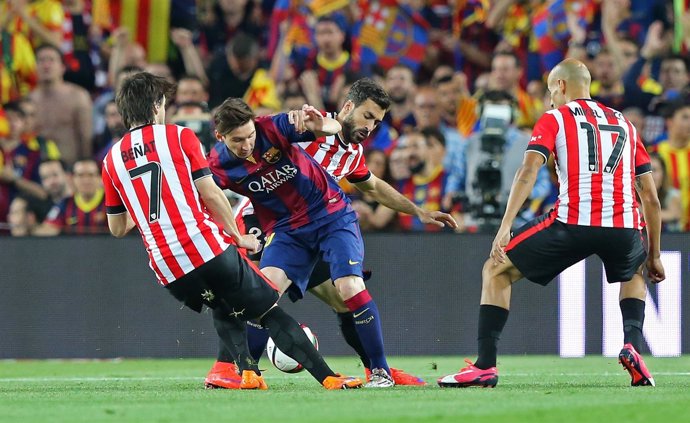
{"left": 526, "top": 112, "right": 559, "bottom": 162}
{"left": 207, "top": 146, "right": 232, "bottom": 189}
{"left": 180, "top": 127, "right": 212, "bottom": 180}
{"left": 345, "top": 153, "right": 372, "bottom": 183}
{"left": 102, "top": 165, "right": 126, "bottom": 215}
{"left": 633, "top": 131, "right": 652, "bottom": 176}
{"left": 270, "top": 113, "right": 317, "bottom": 146}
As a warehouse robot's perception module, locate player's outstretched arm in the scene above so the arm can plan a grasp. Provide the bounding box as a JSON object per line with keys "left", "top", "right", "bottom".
{"left": 353, "top": 174, "right": 458, "bottom": 229}
{"left": 635, "top": 172, "right": 665, "bottom": 283}
{"left": 195, "top": 176, "right": 260, "bottom": 253}
{"left": 491, "top": 151, "right": 543, "bottom": 264}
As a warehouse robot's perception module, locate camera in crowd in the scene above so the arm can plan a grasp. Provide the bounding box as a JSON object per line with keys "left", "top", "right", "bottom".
{"left": 471, "top": 90, "right": 516, "bottom": 231}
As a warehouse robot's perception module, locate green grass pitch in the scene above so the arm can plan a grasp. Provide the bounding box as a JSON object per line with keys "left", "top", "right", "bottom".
{"left": 1, "top": 356, "right": 689, "bottom": 423}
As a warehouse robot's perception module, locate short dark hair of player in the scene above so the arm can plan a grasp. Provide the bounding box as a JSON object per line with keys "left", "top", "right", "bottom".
{"left": 346, "top": 78, "right": 391, "bottom": 111}
{"left": 213, "top": 98, "right": 256, "bottom": 135}
{"left": 116, "top": 72, "right": 175, "bottom": 129}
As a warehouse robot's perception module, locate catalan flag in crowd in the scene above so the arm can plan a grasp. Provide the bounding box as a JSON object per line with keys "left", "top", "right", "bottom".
{"left": 244, "top": 69, "right": 282, "bottom": 112}
{"left": 94, "top": 0, "right": 171, "bottom": 63}
{"left": 353, "top": 0, "right": 429, "bottom": 73}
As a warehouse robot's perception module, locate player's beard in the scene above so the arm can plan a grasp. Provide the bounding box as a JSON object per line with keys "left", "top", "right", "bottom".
{"left": 341, "top": 114, "right": 369, "bottom": 144}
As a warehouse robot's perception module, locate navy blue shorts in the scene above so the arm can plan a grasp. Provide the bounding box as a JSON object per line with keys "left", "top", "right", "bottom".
{"left": 260, "top": 210, "right": 364, "bottom": 300}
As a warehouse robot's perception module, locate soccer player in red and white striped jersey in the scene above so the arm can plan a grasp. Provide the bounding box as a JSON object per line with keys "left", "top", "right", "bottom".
{"left": 101, "top": 72, "right": 362, "bottom": 390}
{"left": 439, "top": 59, "right": 666, "bottom": 389}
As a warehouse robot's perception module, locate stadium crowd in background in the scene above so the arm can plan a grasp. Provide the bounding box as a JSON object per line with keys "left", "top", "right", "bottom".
{"left": 2, "top": 0, "right": 690, "bottom": 236}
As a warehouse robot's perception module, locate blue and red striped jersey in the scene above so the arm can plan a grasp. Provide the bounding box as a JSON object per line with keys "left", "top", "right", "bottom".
{"left": 208, "top": 114, "right": 351, "bottom": 233}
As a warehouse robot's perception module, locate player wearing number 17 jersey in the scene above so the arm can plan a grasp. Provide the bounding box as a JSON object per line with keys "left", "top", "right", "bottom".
{"left": 438, "top": 59, "right": 666, "bottom": 389}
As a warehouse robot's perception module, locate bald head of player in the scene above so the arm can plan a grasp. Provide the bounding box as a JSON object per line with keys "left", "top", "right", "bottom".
{"left": 547, "top": 59, "right": 592, "bottom": 109}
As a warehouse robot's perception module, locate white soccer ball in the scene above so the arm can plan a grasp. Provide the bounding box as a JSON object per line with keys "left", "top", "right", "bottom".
{"left": 266, "top": 324, "right": 319, "bottom": 373}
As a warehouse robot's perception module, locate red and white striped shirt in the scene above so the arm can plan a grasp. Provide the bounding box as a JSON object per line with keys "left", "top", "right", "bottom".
{"left": 297, "top": 113, "right": 371, "bottom": 184}
{"left": 527, "top": 99, "right": 651, "bottom": 229}
{"left": 102, "top": 124, "right": 229, "bottom": 286}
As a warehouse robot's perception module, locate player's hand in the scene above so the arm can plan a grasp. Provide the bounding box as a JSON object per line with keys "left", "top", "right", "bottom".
{"left": 490, "top": 225, "right": 511, "bottom": 265}
{"left": 287, "top": 109, "right": 307, "bottom": 133}
{"left": 301, "top": 104, "right": 325, "bottom": 132}
{"left": 417, "top": 210, "right": 458, "bottom": 229}
{"left": 236, "top": 234, "right": 260, "bottom": 254}
{"left": 646, "top": 256, "right": 665, "bottom": 284}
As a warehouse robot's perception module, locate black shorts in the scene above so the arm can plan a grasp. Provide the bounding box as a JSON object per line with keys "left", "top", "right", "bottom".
{"left": 238, "top": 213, "right": 266, "bottom": 262}
{"left": 505, "top": 209, "right": 647, "bottom": 286}
{"left": 165, "top": 247, "right": 279, "bottom": 320}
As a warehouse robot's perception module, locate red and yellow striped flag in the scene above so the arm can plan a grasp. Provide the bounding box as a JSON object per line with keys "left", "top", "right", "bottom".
{"left": 105, "top": 0, "right": 171, "bottom": 63}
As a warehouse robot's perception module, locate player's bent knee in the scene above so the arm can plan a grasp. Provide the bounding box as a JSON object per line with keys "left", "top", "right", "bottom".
{"left": 309, "top": 282, "right": 349, "bottom": 312}
{"left": 333, "top": 276, "right": 365, "bottom": 301}
{"left": 481, "top": 258, "right": 522, "bottom": 284}
{"left": 261, "top": 266, "right": 291, "bottom": 294}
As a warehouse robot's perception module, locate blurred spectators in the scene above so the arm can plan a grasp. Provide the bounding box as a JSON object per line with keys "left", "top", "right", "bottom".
{"left": 649, "top": 152, "right": 681, "bottom": 232}
{"left": 8, "top": 193, "right": 49, "bottom": 236}
{"left": 35, "top": 158, "right": 106, "bottom": 235}
{"left": 0, "top": 0, "right": 688, "bottom": 235}
{"left": 38, "top": 159, "right": 70, "bottom": 206}
{"left": 29, "top": 44, "right": 92, "bottom": 166}
{"left": 17, "top": 97, "right": 61, "bottom": 161}
{"left": 207, "top": 32, "right": 260, "bottom": 109}
{"left": 396, "top": 131, "right": 448, "bottom": 232}
{"left": 0, "top": 100, "right": 47, "bottom": 233}
{"left": 411, "top": 86, "right": 466, "bottom": 210}
{"left": 93, "top": 100, "right": 125, "bottom": 163}
{"left": 383, "top": 64, "right": 416, "bottom": 134}
{"left": 352, "top": 149, "right": 397, "bottom": 232}
{"left": 652, "top": 100, "right": 690, "bottom": 231}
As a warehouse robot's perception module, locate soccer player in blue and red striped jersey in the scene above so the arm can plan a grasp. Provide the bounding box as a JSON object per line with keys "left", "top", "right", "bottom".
{"left": 208, "top": 97, "right": 446, "bottom": 387}
{"left": 205, "top": 80, "right": 457, "bottom": 389}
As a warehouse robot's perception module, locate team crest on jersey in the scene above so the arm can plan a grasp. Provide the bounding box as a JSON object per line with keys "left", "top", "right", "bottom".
{"left": 262, "top": 147, "right": 282, "bottom": 164}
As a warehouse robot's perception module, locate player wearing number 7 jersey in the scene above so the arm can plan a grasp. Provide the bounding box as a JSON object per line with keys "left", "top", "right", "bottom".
{"left": 438, "top": 59, "right": 666, "bottom": 389}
